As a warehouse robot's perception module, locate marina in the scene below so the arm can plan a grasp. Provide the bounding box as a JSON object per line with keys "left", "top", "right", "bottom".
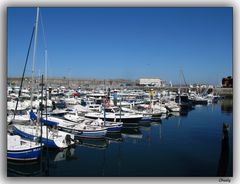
{"left": 7, "top": 7, "right": 233, "bottom": 177}
{"left": 7, "top": 96, "right": 233, "bottom": 176}
{"left": 7, "top": 81, "right": 233, "bottom": 176}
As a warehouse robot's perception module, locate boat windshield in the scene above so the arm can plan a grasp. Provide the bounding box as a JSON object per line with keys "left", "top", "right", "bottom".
{"left": 105, "top": 107, "right": 120, "bottom": 113}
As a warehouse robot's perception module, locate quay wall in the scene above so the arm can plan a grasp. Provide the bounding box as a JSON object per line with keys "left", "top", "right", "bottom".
{"left": 7, "top": 77, "right": 232, "bottom": 97}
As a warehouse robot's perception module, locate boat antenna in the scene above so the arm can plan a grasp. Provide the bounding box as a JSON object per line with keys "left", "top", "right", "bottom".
{"left": 30, "top": 7, "right": 40, "bottom": 110}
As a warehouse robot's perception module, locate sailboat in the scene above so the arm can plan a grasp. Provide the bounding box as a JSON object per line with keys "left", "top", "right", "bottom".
{"left": 12, "top": 124, "right": 74, "bottom": 148}
{"left": 29, "top": 110, "right": 108, "bottom": 139}
{"left": 7, "top": 134, "right": 42, "bottom": 161}
{"left": 10, "top": 8, "right": 75, "bottom": 149}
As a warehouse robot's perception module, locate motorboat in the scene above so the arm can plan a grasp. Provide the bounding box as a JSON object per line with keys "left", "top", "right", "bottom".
{"left": 85, "top": 106, "right": 143, "bottom": 124}
{"left": 64, "top": 113, "right": 123, "bottom": 133}
{"left": 165, "top": 101, "right": 181, "bottom": 112}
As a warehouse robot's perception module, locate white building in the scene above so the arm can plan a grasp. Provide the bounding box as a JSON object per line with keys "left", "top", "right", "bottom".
{"left": 139, "top": 78, "right": 164, "bottom": 87}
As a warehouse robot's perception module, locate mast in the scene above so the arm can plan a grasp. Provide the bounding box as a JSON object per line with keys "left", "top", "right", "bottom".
{"left": 45, "top": 49, "right": 48, "bottom": 87}
{"left": 40, "top": 10, "right": 48, "bottom": 101}
{"left": 179, "top": 69, "right": 181, "bottom": 105}
{"left": 30, "top": 7, "right": 40, "bottom": 109}
{"left": 40, "top": 11, "right": 48, "bottom": 86}
{"left": 44, "top": 49, "right": 48, "bottom": 102}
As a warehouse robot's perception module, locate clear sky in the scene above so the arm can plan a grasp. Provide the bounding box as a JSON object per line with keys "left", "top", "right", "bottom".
{"left": 8, "top": 7, "right": 232, "bottom": 85}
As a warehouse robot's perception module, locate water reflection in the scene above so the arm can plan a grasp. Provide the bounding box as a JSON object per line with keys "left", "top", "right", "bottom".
{"left": 77, "top": 138, "right": 108, "bottom": 150}
{"left": 160, "top": 114, "right": 168, "bottom": 119}
{"left": 7, "top": 160, "right": 41, "bottom": 176}
{"left": 7, "top": 98, "right": 233, "bottom": 177}
{"left": 7, "top": 146, "right": 78, "bottom": 177}
{"left": 121, "top": 126, "right": 143, "bottom": 139}
{"left": 221, "top": 98, "right": 233, "bottom": 113}
{"left": 42, "top": 147, "right": 77, "bottom": 176}
{"left": 139, "top": 121, "right": 151, "bottom": 130}
{"left": 42, "top": 147, "right": 77, "bottom": 162}
{"left": 166, "top": 110, "right": 189, "bottom": 119}
{"left": 179, "top": 110, "right": 189, "bottom": 117}
{"left": 169, "top": 112, "right": 181, "bottom": 117}
{"left": 217, "top": 123, "right": 230, "bottom": 176}
{"left": 106, "top": 132, "right": 123, "bottom": 143}
{"left": 52, "top": 148, "right": 76, "bottom": 162}
{"left": 150, "top": 121, "right": 162, "bottom": 127}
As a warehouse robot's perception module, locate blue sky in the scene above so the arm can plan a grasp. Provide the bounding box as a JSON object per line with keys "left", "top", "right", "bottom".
{"left": 8, "top": 7, "right": 232, "bottom": 85}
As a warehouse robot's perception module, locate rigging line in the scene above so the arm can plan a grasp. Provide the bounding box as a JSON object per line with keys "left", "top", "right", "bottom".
{"left": 40, "top": 10, "right": 47, "bottom": 50}
{"left": 40, "top": 10, "right": 50, "bottom": 174}
{"left": 30, "top": 7, "right": 40, "bottom": 110}
{"left": 40, "top": 10, "right": 48, "bottom": 85}
{"left": 180, "top": 69, "right": 187, "bottom": 86}
{"left": 13, "top": 26, "right": 36, "bottom": 121}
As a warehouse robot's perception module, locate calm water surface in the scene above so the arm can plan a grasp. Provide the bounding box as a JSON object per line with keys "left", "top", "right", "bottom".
{"left": 8, "top": 98, "right": 233, "bottom": 177}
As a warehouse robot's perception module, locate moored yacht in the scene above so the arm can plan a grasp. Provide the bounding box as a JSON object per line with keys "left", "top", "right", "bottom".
{"left": 165, "top": 101, "right": 181, "bottom": 112}
{"left": 64, "top": 113, "right": 123, "bottom": 133}
{"left": 85, "top": 106, "right": 143, "bottom": 124}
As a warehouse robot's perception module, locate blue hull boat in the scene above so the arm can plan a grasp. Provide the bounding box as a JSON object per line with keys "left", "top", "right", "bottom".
{"left": 7, "top": 134, "right": 42, "bottom": 161}
{"left": 7, "top": 147, "right": 41, "bottom": 161}
{"left": 12, "top": 125, "right": 75, "bottom": 149}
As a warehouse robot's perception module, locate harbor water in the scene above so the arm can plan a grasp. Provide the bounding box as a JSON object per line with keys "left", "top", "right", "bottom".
{"left": 7, "top": 98, "right": 233, "bottom": 177}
